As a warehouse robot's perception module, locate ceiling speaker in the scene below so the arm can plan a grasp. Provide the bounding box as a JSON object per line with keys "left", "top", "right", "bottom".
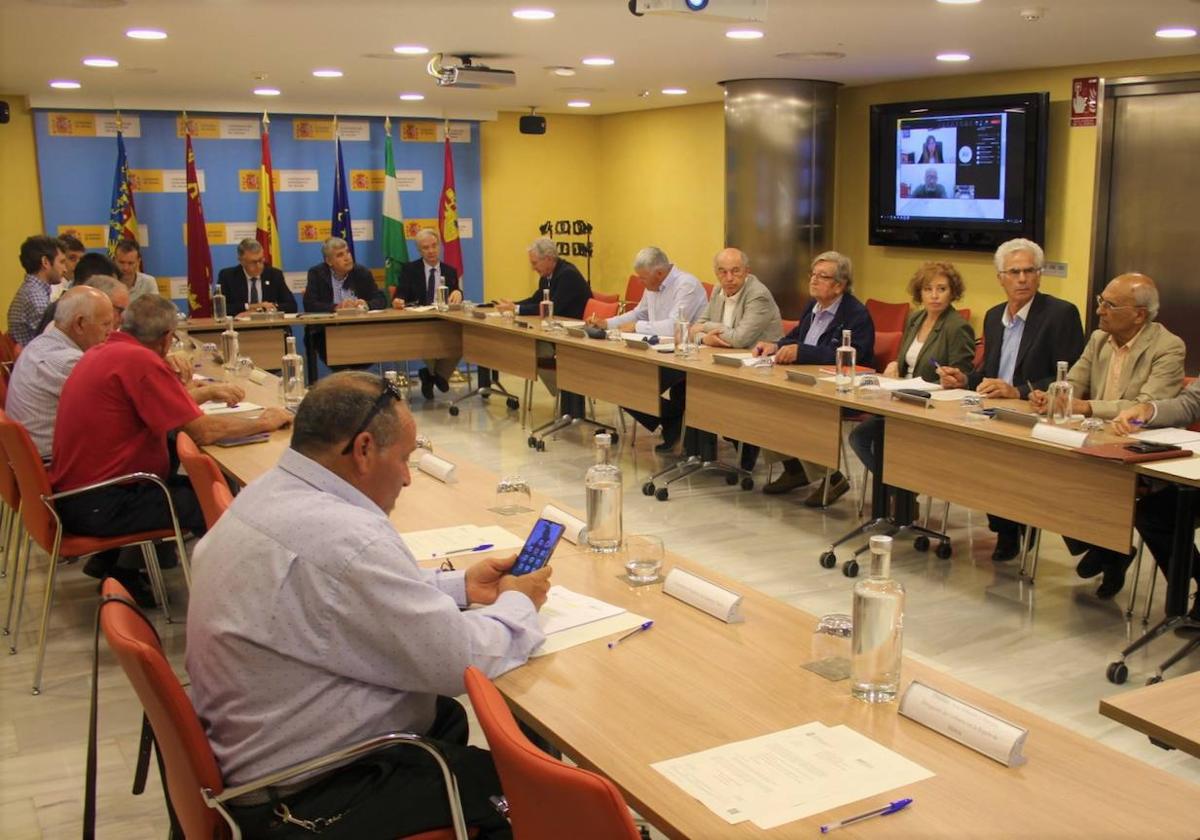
{"left": 519, "top": 115, "right": 546, "bottom": 135}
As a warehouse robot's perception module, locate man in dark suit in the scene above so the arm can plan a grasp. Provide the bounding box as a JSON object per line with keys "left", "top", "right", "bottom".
{"left": 391, "top": 228, "right": 463, "bottom": 399}
{"left": 939, "top": 238, "right": 1086, "bottom": 560}
{"left": 217, "top": 239, "right": 297, "bottom": 315}
{"left": 302, "top": 237, "right": 388, "bottom": 377}
{"left": 753, "top": 251, "right": 876, "bottom": 505}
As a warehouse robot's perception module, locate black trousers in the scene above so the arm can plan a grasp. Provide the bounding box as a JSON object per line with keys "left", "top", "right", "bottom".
{"left": 227, "top": 697, "right": 511, "bottom": 839}
{"left": 626, "top": 369, "right": 686, "bottom": 432}
{"left": 1135, "top": 484, "right": 1200, "bottom": 593}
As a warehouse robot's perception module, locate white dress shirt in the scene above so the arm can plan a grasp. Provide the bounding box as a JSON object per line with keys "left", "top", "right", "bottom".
{"left": 5, "top": 325, "right": 82, "bottom": 458}
{"left": 607, "top": 265, "right": 708, "bottom": 336}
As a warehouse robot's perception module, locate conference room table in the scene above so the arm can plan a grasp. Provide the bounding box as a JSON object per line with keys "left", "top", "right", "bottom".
{"left": 197, "top": 368, "right": 1199, "bottom": 838}
{"left": 1100, "top": 670, "right": 1200, "bottom": 759}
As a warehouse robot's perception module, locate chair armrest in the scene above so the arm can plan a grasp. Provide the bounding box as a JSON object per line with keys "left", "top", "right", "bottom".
{"left": 47, "top": 471, "right": 172, "bottom": 503}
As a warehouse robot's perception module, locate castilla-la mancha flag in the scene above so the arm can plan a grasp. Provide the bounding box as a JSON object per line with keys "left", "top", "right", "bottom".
{"left": 437, "top": 136, "right": 464, "bottom": 277}
{"left": 184, "top": 126, "right": 214, "bottom": 317}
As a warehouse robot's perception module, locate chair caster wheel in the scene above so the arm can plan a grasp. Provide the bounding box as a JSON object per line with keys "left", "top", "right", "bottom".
{"left": 527, "top": 435, "right": 537, "bottom": 448}
{"left": 740, "top": 477, "right": 754, "bottom": 491}
{"left": 913, "top": 535, "right": 930, "bottom": 552}
{"left": 506, "top": 397, "right": 519, "bottom": 410}
{"left": 642, "top": 482, "right": 655, "bottom": 497}
{"left": 448, "top": 405, "right": 459, "bottom": 417}
{"left": 725, "top": 474, "right": 738, "bottom": 486}
{"left": 819, "top": 551, "right": 837, "bottom": 569}
{"left": 934, "top": 541, "right": 953, "bottom": 559}
{"left": 842, "top": 559, "right": 860, "bottom": 578}
{"left": 655, "top": 487, "right": 669, "bottom": 502}
{"left": 535, "top": 440, "right": 546, "bottom": 452}
{"left": 1146, "top": 675, "right": 1163, "bottom": 686}
{"left": 1106, "top": 661, "right": 1128, "bottom": 685}
{"left": 480, "top": 390, "right": 490, "bottom": 400}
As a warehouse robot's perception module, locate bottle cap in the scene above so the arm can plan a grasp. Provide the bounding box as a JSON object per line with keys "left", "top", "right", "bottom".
{"left": 868, "top": 535, "right": 893, "bottom": 552}
{"left": 595, "top": 433, "right": 611, "bottom": 446}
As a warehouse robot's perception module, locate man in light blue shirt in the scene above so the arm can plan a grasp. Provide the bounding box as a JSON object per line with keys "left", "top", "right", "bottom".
{"left": 187, "top": 372, "right": 551, "bottom": 837}
{"left": 591, "top": 246, "right": 707, "bottom": 336}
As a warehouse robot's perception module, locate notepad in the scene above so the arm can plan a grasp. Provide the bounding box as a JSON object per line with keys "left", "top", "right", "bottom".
{"left": 398, "top": 524, "right": 525, "bottom": 561}
{"left": 199, "top": 400, "right": 263, "bottom": 415}
{"left": 531, "top": 587, "right": 647, "bottom": 657}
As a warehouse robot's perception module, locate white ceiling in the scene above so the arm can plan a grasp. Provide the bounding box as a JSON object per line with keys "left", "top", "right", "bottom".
{"left": 2, "top": 0, "right": 1199, "bottom": 118}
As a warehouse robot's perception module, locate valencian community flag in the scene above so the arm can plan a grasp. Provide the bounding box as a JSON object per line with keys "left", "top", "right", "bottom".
{"left": 438, "top": 136, "right": 464, "bottom": 276}
{"left": 256, "top": 114, "right": 282, "bottom": 268}
{"left": 106, "top": 129, "right": 138, "bottom": 258}
{"left": 184, "top": 125, "right": 214, "bottom": 317}
{"left": 381, "top": 116, "right": 411, "bottom": 297}
{"left": 330, "top": 122, "right": 355, "bottom": 258}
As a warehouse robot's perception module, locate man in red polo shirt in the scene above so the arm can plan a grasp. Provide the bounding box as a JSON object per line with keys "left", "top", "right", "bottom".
{"left": 51, "top": 295, "right": 292, "bottom": 603}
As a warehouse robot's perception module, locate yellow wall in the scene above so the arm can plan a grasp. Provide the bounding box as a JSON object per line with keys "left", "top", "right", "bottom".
{"left": 0, "top": 95, "right": 44, "bottom": 306}
{"left": 834, "top": 54, "right": 1200, "bottom": 330}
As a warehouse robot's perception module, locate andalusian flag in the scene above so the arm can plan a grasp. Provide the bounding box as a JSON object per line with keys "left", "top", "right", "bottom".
{"left": 255, "top": 113, "right": 282, "bottom": 268}
{"left": 106, "top": 129, "right": 138, "bottom": 258}
{"left": 381, "top": 116, "right": 411, "bottom": 296}
{"left": 184, "top": 125, "right": 214, "bottom": 316}
{"left": 437, "top": 135, "right": 464, "bottom": 276}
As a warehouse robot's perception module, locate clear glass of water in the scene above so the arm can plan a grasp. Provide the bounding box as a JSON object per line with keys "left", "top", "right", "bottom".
{"left": 811, "top": 613, "right": 853, "bottom": 664}
{"left": 624, "top": 534, "right": 664, "bottom": 583}
{"left": 494, "top": 475, "right": 532, "bottom": 515}
{"left": 234, "top": 356, "right": 254, "bottom": 379}
{"left": 501, "top": 307, "right": 515, "bottom": 322}
{"left": 857, "top": 373, "right": 883, "bottom": 399}
{"left": 607, "top": 328, "right": 623, "bottom": 342}
{"left": 410, "top": 434, "right": 433, "bottom": 465}
{"left": 961, "top": 393, "right": 985, "bottom": 419}
{"left": 462, "top": 300, "right": 476, "bottom": 318}
{"left": 201, "top": 342, "right": 219, "bottom": 364}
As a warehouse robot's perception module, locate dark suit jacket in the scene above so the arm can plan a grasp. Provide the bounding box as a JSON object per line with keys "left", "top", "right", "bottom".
{"left": 302, "top": 263, "right": 387, "bottom": 313}
{"left": 968, "top": 292, "right": 1084, "bottom": 397}
{"left": 777, "top": 292, "right": 875, "bottom": 366}
{"left": 217, "top": 265, "right": 297, "bottom": 314}
{"left": 393, "top": 260, "right": 460, "bottom": 306}
{"left": 514, "top": 258, "right": 591, "bottom": 319}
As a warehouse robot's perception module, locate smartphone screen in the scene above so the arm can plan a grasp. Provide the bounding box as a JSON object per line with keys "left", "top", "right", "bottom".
{"left": 510, "top": 518, "right": 566, "bottom": 576}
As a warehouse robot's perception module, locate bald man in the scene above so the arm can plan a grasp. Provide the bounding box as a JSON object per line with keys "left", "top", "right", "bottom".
{"left": 1030, "top": 272, "right": 1185, "bottom": 599}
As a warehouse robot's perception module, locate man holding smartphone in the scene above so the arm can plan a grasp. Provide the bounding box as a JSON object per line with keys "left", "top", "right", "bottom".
{"left": 187, "top": 372, "right": 551, "bottom": 839}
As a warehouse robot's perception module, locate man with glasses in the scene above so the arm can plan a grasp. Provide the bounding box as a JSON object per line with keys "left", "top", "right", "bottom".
{"left": 753, "top": 251, "right": 874, "bottom": 505}
{"left": 1027, "top": 273, "right": 1184, "bottom": 598}
{"left": 938, "top": 238, "right": 1085, "bottom": 560}
{"left": 188, "top": 372, "right": 551, "bottom": 839}
{"left": 217, "top": 238, "right": 297, "bottom": 315}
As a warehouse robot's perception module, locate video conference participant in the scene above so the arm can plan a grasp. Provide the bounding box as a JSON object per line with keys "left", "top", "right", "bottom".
{"left": 392, "top": 228, "right": 463, "bottom": 400}
{"left": 113, "top": 239, "right": 159, "bottom": 303}
{"left": 1030, "top": 273, "right": 1184, "bottom": 598}
{"left": 911, "top": 168, "right": 947, "bottom": 199}
{"left": 938, "top": 238, "right": 1085, "bottom": 561}
{"left": 918, "top": 134, "right": 943, "bottom": 164}
{"left": 187, "top": 372, "right": 550, "bottom": 838}
{"left": 303, "top": 237, "right": 388, "bottom": 375}
{"left": 217, "top": 238, "right": 298, "bottom": 315}
{"left": 753, "top": 251, "right": 875, "bottom": 506}
{"left": 9, "top": 235, "right": 66, "bottom": 345}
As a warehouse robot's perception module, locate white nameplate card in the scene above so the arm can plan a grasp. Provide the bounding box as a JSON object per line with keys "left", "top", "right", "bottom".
{"left": 1031, "top": 423, "right": 1088, "bottom": 448}
{"left": 415, "top": 452, "right": 457, "bottom": 483}
{"left": 663, "top": 568, "right": 743, "bottom": 623}
{"left": 899, "top": 680, "right": 1028, "bottom": 767}
{"left": 540, "top": 504, "right": 586, "bottom": 544}
{"left": 247, "top": 368, "right": 269, "bottom": 385}
{"left": 711, "top": 352, "right": 770, "bottom": 368}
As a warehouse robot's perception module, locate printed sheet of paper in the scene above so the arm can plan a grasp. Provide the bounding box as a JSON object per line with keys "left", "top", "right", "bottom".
{"left": 199, "top": 400, "right": 263, "bottom": 415}
{"left": 398, "top": 524, "right": 524, "bottom": 561}
{"left": 530, "top": 586, "right": 645, "bottom": 657}
{"left": 1131, "top": 427, "right": 1200, "bottom": 445}
{"left": 928, "top": 388, "right": 976, "bottom": 402}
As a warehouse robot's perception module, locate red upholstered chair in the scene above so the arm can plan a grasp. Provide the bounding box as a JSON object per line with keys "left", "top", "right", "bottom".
{"left": 873, "top": 332, "right": 903, "bottom": 372}
{"left": 973, "top": 334, "right": 986, "bottom": 372}
{"left": 463, "top": 666, "right": 641, "bottom": 840}
{"left": 176, "top": 432, "right": 231, "bottom": 531}
{"left": 957, "top": 307, "right": 970, "bottom": 323}
{"left": 97, "top": 578, "right": 471, "bottom": 840}
{"left": 0, "top": 331, "right": 21, "bottom": 361}
{"left": 591, "top": 291, "right": 620, "bottom": 306}
{"left": 583, "top": 298, "right": 619, "bottom": 322}
{"left": 865, "top": 298, "right": 909, "bottom": 333}
{"left": 0, "top": 429, "right": 25, "bottom": 632}
{"left": 620, "top": 274, "right": 644, "bottom": 313}
{"left": 0, "top": 410, "right": 190, "bottom": 694}
{"left": 212, "top": 481, "right": 233, "bottom": 520}
{"left": 701, "top": 281, "right": 714, "bottom": 300}
{"left": 781, "top": 319, "right": 800, "bottom": 336}
{"left": 0, "top": 371, "right": 8, "bottom": 409}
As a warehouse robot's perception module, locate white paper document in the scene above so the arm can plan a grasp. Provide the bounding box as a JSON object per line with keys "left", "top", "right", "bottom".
{"left": 531, "top": 586, "right": 647, "bottom": 657}
{"left": 1131, "top": 427, "right": 1200, "bottom": 444}
{"left": 928, "top": 388, "right": 976, "bottom": 402}
{"left": 876, "top": 376, "right": 943, "bottom": 392}
{"left": 652, "top": 722, "right": 933, "bottom": 830}
{"left": 199, "top": 400, "right": 263, "bottom": 415}
{"left": 556, "top": 319, "right": 586, "bottom": 328}
{"left": 398, "top": 524, "right": 525, "bottom": 561}
{"left": 712, "top": 352, "right": 772, "bottom": 368}
{"left": 405, "top": 304, "right": 436, "bottom": 312}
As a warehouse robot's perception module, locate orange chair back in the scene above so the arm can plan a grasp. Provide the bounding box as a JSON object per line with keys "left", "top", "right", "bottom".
{"left": 973, "top": 334, "right": 986, "bottom": 372}
{"left": 781, "top": 319, "right": 800, "bottom": 336}
{"left": 957, "top": 307, "right": 971, "bottom": 323}
{"left": 865, "top": 298, "right": 909, "bottom": 333}
{"left": 1186, "top": 376, "right": 1200, "bottom": 433}
{"left": 0, "top": 412, "right": 60, "bottom": 552}
{"left": 99, "top": 578, "right": 229, "bottom": 839}
{"left": 874, "top": 331, "right": 903, "bottom": 371}
{"left": 701, "top": 281, "right": 714, "bottom": 300}
{"left": 0, "top": 370, "right": 8, "bottom": 409}
{"left": 622, "top": 274, "right": 644, "bottom": 312}
{"left": 591, "top": 291, "right": 620, "bottom": 306}
{"left": 582, "top": 298, "right": 619, "bottom": 322}
{"left": 0, "top": 331, "right": 21, "bottom": 361}
{"left": 212, "top": 481, "right": 233, "bottom": 519}
{"left": 0, "top": 419, "right": 19, "bottom": 511}
{"left": 463, "top": 667, "right": 640, "bottom": 840}
{"left": 176, "top": 432, "right": 230, "bottom": 530}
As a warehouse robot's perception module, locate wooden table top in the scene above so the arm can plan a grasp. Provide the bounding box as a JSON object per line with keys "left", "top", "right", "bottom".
{"left": 1100, "top": 671, "right": 1200, "bottom": 760}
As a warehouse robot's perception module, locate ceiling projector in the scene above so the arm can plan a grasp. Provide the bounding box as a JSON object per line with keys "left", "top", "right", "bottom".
{"left": 427, "top": 54, "right": 516, "bottom": 88}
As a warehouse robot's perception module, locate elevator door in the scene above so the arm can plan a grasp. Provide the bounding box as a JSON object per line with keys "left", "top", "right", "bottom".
{"left": 1096, "top": 81, "right": 1200, "bottom": 373}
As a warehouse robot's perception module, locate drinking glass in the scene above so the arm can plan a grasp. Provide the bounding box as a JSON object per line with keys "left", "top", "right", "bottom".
{"left": 624, "top": 534, "right": 665, "bottom": 583}
{"left": 857, "top": 373, "right": 883, "bottom": 399}
{"left": 409, "top": 434, "right": 433, "bottom": 465}
{"left": 234, "top": 356, "right": 254, "bottom": 379}
{"left": 811, "top": 613, "right": 853, "bottom": 664}
{"left": 494, "top": 475, "right": 532, "bottom": 515}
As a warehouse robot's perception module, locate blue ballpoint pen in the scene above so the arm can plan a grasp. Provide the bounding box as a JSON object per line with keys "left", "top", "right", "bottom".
{"left": 430, "top": 543, "right": 494, "bottom": 558}
{"left": 820, "top": 798, "right": 912, "bottom": 833}
{"left": 607, "top": 620, "right": 654, "bottom": 649}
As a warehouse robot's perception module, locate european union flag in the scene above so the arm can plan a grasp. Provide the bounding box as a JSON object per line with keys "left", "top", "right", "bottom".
{"left": 330, "top": 133, "right": 355, "bottom": 259}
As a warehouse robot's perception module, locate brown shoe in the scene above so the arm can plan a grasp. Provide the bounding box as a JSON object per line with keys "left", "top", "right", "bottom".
{"left": 804, "top": 472, "right": 850, "bottom": 508}
{"left": 763, "top": 460, "right": 809, "bottom": 495}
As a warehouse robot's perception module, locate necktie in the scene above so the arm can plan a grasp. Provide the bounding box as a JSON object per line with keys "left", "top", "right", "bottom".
{"left": 427, "top": 266, "right": 437, "bottom": 304}
{"left": 250, "top": 277, "right": 260, "bottom": 304}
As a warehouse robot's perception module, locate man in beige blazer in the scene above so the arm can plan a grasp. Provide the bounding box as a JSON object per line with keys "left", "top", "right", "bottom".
{"left": 690, "top": 248, "right": 783, "bottom": 349}
{"left": 1030, "top": 272, "right": 1185, "bottom": 598}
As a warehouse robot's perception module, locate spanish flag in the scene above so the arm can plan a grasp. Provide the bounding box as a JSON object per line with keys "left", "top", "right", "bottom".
{"left": 256, "top": 114, "right": 283, "bottom": 268}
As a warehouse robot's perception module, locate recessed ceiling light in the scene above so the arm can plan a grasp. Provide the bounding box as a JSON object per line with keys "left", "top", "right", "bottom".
{"left": 513, "top": 8, "right": 555, "bottom": 20}
{"left": 726, "top": 28, "right": 764, "bottom": 40}
{"left": 399, "top": 92, "right": 425, "bottom": 101}
{"left": 393, "top": 44, "right": 430, "bottom": 55}
{"left": 49, "top": 80, "right": 81, "bottom": 89}
{"left": 125, "top": 28, "right": 167, "bottom": 40}
{"left": 567, "top": 100, "right": 591, "bottom": 108}
{"left": 936, "top": 52, "right": 971, "bottom": 62}
{"left": 312, "top": 69, "right": 343, "bottom": 78}
{"left": 83, "top": 57, "right": 119, "bottom": 68}
{"left": 253, "top": 87, "right": 281, "bottom": 96}
{"left": 550, "top": 66, "right": 576, "bottom": 76}
{"left": 661, "top": 87, "right": 687, "bottom": 95}
{"left": 1156, "top": 26, "right": 1197, "bottom": 39}
{"left": 937, "top": 0, "right": 981, "bottom": 4}
{"left": 581, "top": 56, "right": 615, "bottom": 66}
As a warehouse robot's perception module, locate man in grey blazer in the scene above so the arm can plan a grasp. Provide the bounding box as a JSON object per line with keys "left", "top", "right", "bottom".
{"left": 1031, "top": 273, "right": 1185, "bottom": 598}
{"left": 690, "top": 248, "right": 783, "bottom": 349}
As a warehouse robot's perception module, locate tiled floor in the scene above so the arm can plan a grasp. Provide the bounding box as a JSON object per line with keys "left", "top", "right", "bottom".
{"left": 1, "top": 379, "right": 1197, "bottom": 838}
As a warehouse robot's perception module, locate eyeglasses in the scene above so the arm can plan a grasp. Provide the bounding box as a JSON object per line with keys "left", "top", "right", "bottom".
{"left": 999, "top": 267, "right": 1041, "bottom": 279}
{"left": 340, "top": 379, "right": 404, "bottom": 455}
{"left": 1095, "top": 294, "right": 1142, "bottom": 312}
{"left": 810, "top": 272, "right": 839, "bottom": 283}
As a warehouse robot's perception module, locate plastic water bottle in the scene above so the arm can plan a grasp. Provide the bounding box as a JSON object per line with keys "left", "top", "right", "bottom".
{"left": 220, "top": 325, "right": 239, "bottom": 377}
{"left": 851, "top": 535, "right": 904, "bottom": 703}
{"left": 835, "top": 329, "right": 856, "bottom": 394}
{"left": 211, "top": 286, "right": 227, "bottom": 323}
{"left": 279, "top": 334, "right": 305, "bottom": 410}
{"left": 539, "top": 288, "right": 554, "bottom": 329}
{"left": 1046, "top": 360, "right": 1074, "bottom": 425}
{"left": 585, "top": 433, "right": 622, "bottom": 553}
